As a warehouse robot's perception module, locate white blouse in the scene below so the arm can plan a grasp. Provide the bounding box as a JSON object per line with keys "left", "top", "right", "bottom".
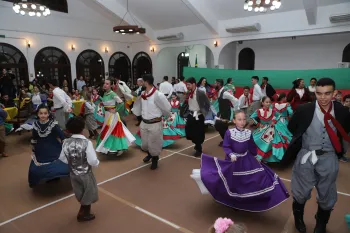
{"left": 308, "top": 86, "right": 315, "bottom": 93}
{"left": 296, "top": 88, "right": 305, "bottom": 99}
{"left": 32, "top": 93, "right": 42, "bottom": 106}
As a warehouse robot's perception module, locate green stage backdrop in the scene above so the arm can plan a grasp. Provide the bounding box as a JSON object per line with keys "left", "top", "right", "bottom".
{"left": 183, "top": 67, "right": 350, "bottom": 89}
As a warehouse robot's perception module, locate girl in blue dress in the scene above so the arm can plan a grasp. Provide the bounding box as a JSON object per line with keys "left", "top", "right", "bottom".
{"left": 28, "top": 105, "right": 69, "bottom": 188}
{"left": 272, "top": 93, "right": 293, "bottom": 126}
{"left": 168, "top": 93, "right": 186, "bottom": 137}
{"left": 249, "top": 96, "right": 292, "bottom": 163}
{"left": 92, "top": 88, "right": 105, "bottom": 126}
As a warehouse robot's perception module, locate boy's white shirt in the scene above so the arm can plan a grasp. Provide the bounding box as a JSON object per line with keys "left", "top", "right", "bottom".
{"left": 238, "top": 94, "right": 250, "bottom": 109}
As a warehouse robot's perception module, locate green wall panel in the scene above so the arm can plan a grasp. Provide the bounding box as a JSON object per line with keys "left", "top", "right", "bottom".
{"left": 183, "top": 67, "right": 350, "bottom": 89}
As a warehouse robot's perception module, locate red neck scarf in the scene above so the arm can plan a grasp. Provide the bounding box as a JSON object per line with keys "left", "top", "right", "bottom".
{"left": 319, "top": 102, "right": 350, "bottom": 153}
{"left": 249, "top": 85, "right": 255, "bottom": 104}
{"left": 244, "top": 94, "right": 250, "bottom": 106}
{"left": 92, "top": 94, "right": 99, "bottom": 102}
{"left": 262, "top": 107, "right": 269, "bottom": 117}
{"left": 189, "top": 88, "right": 196, "bottom": 99}
{"left": 261, "top": 83, "right": 266, "bottom": 89}
{"left": 141, "top": 87, "right": 156, "bottom": 100}
{"left": 171, "top": 100, "right": 179, "bottom": 108}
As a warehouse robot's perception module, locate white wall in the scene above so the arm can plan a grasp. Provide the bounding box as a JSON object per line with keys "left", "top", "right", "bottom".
{"left": 144, "top": 2, "right": 350, "bottom": 68}
{"left": 154, "top": 47, "right": 183, "bottom": 81}
{"left": 206, "top": 47, "right": 214, "bottom": 69}
{"left": 187, "top": 45, "right": 207, "bottom": 68}
{"left": 237, "top": 33, "right": 350, "bottom": 70}
{"left": 218, "top": 42, "right": 237, "bottom": 69}
{"left": 154, "top": 45, "right": 214, "bottom": 83}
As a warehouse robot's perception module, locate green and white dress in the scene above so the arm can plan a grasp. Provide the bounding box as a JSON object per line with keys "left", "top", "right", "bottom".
{"left": 250, "top": 107, "right": 293, "bottom": 163}
{"left": 224, "top": 83, "right": 236, "bottom": 95}
{"left": 96, "top": 90, "right": 135, "bottom": 155}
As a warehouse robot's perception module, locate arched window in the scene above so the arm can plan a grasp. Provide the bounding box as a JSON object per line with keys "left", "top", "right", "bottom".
{"left": 238, "top": 48, "right": 255, "bottom": 70}
{"left": 0, "top": 43, "right": 29, "bottom": 86}
{"left": 34, "top": 47, "right": 71, "bottom": 88}
{"left": 109, "top": 52, "right": 131, "bottom": 87}
{"left": 76, "top": 50, "right": 105, "bottom": 86}
{"left": 177, "top": 52, "right": 189, "bottom": 78}
{"left": 3, "top": 0, "right": 68, "bottom": 13}
{"left": 132, "top": 52, "right": 152, "bottom": 86}
{"left": 342, "top": 43, "right": 350, "bottom": 63}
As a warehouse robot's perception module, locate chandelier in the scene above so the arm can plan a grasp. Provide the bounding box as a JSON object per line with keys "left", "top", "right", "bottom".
{"left": 12, "top": 0, "right": 51, "bottom": 17}
{"left": 113, "top": 0, "right": 145, "bottom": 35}
{"left": 244, "top": 0, "right": 282, "bottom": 13}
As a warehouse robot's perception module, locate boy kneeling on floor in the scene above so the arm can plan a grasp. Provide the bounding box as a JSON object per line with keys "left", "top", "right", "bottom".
{"left": 59, "top": 116, "right": 99, "bottom": 222}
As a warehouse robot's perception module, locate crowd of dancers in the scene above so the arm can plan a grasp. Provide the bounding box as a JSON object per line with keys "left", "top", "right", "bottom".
{"left": 15, "top": 74, "right": 350, "bottom": 232}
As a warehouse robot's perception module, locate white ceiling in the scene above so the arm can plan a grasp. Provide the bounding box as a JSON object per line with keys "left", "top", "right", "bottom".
{"left": 203, "top": 0, "right": 350, "bottom": 21}
{"left": 318, "top": 0, "right": 350, "bottom": 6}
{"left": 204, "top": 0, "right": 303, "bottom": 20}
{"left": 116, "top": 0, "right": 202, "bottom": 30}
{"left": 104, "top": 0, "right": 350, "bottom": 30}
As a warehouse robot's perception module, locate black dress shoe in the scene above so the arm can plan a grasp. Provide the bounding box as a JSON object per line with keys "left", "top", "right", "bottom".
{"left": 218, "top": 141, "right": 223, "bottom": 147}
{"left": 150, "top": 156, "right": 159, "bottom": 170}
{"left": 194, "top": 150, "right": 202, "bottom": 157}
{"left": 143, "top": 153, "right": 152, "bottom": 163}
{"left": 77, "top": 213, "right": 95, "bottom": 222}
{"left": 77, "top": 205, "right": 96, "bottom": 222}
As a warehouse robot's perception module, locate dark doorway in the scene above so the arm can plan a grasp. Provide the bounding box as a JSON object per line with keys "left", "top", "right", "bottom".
{"left": 238, "top": 48, "right": 255, "bottom": 70}
{"left": 132, "top": 52, "right": 152, "bottom": 87}
{"left": 0, "top": 43, "right": 29, "bottom": 86}
{"left": 342, "top": 43, "right": 350, "bottom": 63}
{"left": 109, "top": 52, "right": 132, "bottom": 87}
{"left": 177, "top": 52, "right": 189, "bottom": 78}
{"left": 76, "top": 50, "right": 104, "bottom": 86}
{"left": 34, "top": 46, "right": 71, "bottom": 88}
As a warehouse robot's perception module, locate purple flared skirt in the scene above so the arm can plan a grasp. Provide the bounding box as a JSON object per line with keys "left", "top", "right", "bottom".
{"left": 200, "top": 153, "right": 289, "bottom": 212}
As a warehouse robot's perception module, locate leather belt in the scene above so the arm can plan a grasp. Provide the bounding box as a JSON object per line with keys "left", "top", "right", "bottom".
{"left": 176, "top": 92, "right": 184, "bottom": 94}
{"left": 54, "top": 107, "right": 63, "bottom": 110}
{"left": 143, "top": 117, "right": 162, "bottom": 124}
{"left": 315, "top": 149, "right": 329, "bottom": 156}
{"left": 217, "top": 118, "right": 230, "bottom": 123}
{"left": 104, "top": 106, "right": 116, "bottom": 110}
{"left": 189, "top": 111, "right": 202, "bottom": 115}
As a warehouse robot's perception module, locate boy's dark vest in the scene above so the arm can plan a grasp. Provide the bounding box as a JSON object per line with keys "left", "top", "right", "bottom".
{"left": 218, "top": 90, "right": 231, "bottom": 120}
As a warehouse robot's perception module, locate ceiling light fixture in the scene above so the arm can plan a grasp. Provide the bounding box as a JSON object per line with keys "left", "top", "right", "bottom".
{"left": 243, "top": 0, "right": 281, "bottom": 13}
{"left": 113, "top": 0, "right": 146, "bottom": 35}
{"left": 13, "top": 0, "right": 50, "bottom": 17}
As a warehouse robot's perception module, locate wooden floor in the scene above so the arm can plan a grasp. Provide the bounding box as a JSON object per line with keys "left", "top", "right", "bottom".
{"left": 0, "top": 116, "right": 349, "bottom": 233}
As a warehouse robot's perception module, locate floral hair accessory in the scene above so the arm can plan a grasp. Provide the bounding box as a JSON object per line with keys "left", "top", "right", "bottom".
{"left": 214, "top": 217, "right": 234, "bottom": 233}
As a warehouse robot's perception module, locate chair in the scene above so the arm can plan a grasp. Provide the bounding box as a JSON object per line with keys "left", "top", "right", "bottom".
{"left": 7, "top": 97, "right": 33, "bottom": 135}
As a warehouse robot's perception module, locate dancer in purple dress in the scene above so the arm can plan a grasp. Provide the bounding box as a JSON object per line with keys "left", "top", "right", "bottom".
{"left": 191, "top": 110, "right": 289, "bottom": 212}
